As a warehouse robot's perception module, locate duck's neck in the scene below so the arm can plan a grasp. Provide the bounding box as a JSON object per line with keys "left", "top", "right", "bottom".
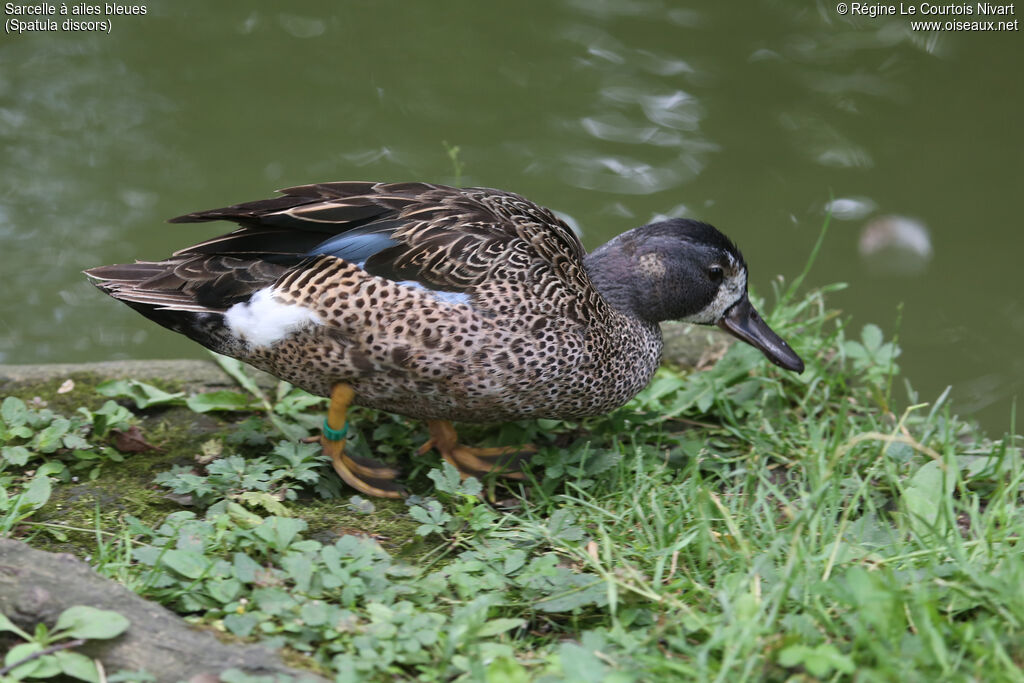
{"left": 584, "top": 242, "right": 648, "bottom": 323}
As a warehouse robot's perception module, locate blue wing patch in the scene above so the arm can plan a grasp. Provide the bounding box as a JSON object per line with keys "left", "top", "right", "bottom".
{"left": 308, "top": 226, "right": 400, "bottom": 264}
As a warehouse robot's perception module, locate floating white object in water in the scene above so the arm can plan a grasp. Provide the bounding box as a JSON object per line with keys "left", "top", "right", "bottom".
{"left": 826, "top": 196, "right": 877, "bottom": 221}
{"left": 858, "top": 215, "right": 933, "bottom": 275}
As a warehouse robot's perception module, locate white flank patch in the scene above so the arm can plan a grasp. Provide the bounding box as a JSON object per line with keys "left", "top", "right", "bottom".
{"left": 397, "top": 280, "right": 472, "bottom": 307}
{"left": 224, "top": 287, "right": 322, "bottom": 347}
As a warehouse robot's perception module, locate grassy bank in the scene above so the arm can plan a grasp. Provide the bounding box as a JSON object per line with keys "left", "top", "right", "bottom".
{"left": 1, "top": 279, "right": 1021, "bottom": 682}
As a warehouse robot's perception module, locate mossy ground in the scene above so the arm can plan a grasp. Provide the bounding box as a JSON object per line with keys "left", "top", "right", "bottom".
{"left": 2, "top": 374, "right": 423, "bottom": 560}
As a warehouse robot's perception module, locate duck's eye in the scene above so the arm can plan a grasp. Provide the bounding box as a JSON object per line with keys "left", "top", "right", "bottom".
{"left": 708, "top": 265, "right": 724, "bottom": 283}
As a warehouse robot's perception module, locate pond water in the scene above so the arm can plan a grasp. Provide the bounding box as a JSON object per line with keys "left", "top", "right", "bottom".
{"left": 1, "top": 1, "right": 1021, "bottom": 432}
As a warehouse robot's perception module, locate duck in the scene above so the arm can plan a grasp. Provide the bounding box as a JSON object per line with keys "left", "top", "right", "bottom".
{"left": 85, "top": 181, "right": 804, "bottom": 498}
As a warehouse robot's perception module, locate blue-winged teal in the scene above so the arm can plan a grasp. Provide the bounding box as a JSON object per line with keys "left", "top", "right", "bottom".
{"left": 86, "top": 182, "right": 804, "bottom": 497}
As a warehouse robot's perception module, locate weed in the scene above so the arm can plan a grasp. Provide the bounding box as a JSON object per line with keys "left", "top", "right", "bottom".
{"left": 0, "top": 605, "right": 129, "bottom": 682}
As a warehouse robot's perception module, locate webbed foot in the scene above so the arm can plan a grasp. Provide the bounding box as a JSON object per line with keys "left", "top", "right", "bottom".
{"left": 418, "top": 419, "right": 535, "bottom": 480}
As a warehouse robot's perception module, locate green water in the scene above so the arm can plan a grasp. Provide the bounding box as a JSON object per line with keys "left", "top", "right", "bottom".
{"left": 1, "top": 1, "right": 1021, "bottom": 431}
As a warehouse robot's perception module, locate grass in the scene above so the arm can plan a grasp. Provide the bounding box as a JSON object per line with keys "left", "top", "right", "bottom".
{"left": 1, "top": 275, "right": 1022, "bottom": 682}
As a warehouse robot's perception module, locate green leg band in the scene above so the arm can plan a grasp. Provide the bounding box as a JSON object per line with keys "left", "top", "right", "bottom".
{"left": 322, "top": 419, "right": 349, "bottom": 442}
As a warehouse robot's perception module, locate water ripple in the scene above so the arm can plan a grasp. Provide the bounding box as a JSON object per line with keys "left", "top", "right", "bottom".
{"left": 561, "top": 154, "right": 690, "bottom": 195}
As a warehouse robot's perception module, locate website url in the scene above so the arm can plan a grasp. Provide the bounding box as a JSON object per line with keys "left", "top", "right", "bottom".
{"left": 910, "top": 18, "right": 1019, "bottom": 28}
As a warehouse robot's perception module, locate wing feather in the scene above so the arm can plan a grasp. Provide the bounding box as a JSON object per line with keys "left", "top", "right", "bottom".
{"left": 165, "top": 182, "right": 588, "bottom": 297}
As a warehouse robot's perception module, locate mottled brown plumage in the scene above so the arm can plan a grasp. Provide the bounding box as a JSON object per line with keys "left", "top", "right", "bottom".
{"left": 86, "top": 181, "right": 803, "bottom": 496}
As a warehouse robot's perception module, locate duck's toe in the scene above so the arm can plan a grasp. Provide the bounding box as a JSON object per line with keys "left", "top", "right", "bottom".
{"left": 321, "top": 435, "right": 406, "bottom": 499}
{"left": 419, "top": 419, "right": 535, "bottom": 480}
{"left": 445, "top": 444, "right": 536, "bottom": 480}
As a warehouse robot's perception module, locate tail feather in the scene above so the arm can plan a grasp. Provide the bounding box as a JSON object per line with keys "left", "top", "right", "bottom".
{"left": 85, "top": 261, "right": 168, "bottom": 283}
{"left": 84, "top": 258, "right": 278, "bottom": 357}
{"left": 85, "top": 261, "right": 225, "bottom": 312}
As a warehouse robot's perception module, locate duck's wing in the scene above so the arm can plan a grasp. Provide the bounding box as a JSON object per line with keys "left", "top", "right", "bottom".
{"left": 87, "top": 182, "right": 601, "bottom": 331}
{"left": 168, "top": 181, "right": 588, "bottom": 296}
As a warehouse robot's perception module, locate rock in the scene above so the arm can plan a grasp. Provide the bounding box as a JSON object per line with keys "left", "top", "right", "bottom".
{"left": 0, "top": 539, "right": 326, "bottom": 682}
{"left": 660, "top": 321, "right": 733, "bottom": 370}
{"left": 0, "top": 359, "right": 278, "bottom": 394}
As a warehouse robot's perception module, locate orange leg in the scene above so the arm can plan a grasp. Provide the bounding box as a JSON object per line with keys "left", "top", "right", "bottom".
{"left": 321, "top": 383, "right": 406, "bottom": 498}
{"left": 418, "top": 420, "right": 534, "bottom": 480}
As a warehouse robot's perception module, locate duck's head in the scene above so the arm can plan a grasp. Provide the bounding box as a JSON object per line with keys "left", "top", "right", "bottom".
{"left": 585, "top": 218, "right": 805, "bottom": 373}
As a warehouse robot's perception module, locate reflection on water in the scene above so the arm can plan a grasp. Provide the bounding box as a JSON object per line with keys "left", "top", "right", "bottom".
{"left": 556, "top": 19, "right": 713, "bottom": 194}
{"left": 0, "top": 0, "right": 1020, "bottom": 431}
{"left": 781, "top": 113, "right": 875, "bottom": 169}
